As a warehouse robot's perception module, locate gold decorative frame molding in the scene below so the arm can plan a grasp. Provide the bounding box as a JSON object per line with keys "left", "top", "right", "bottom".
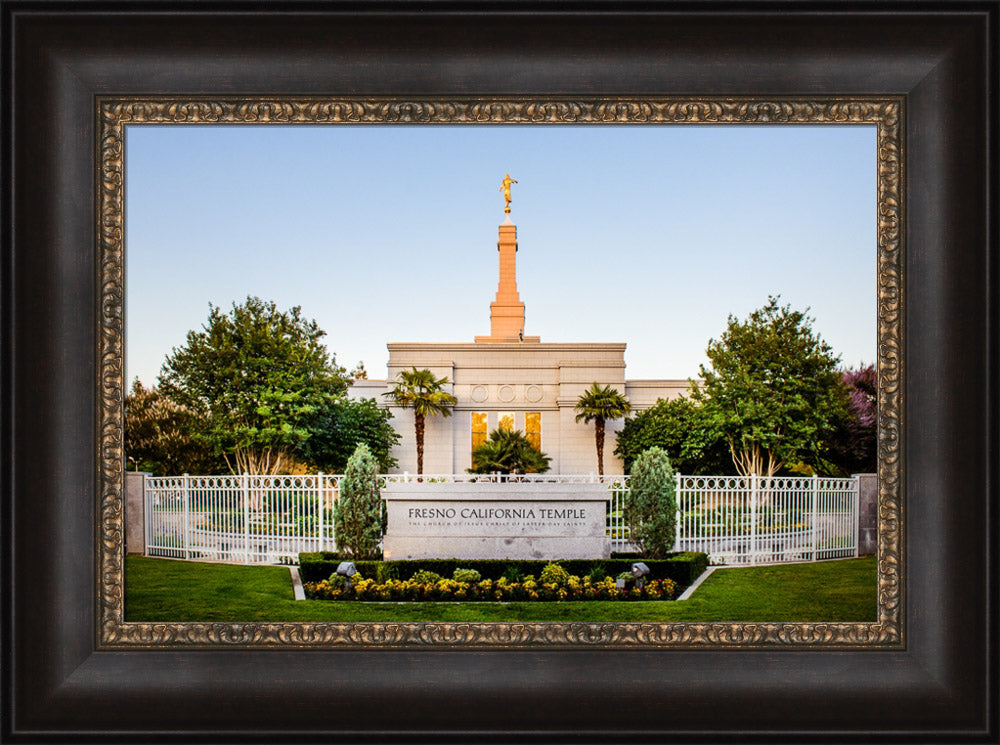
{"left": 98, "top": 97, "right": 902, "bottom": 648}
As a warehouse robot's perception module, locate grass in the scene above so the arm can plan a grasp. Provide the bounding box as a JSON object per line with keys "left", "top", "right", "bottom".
{"left": 125, "top": 555, "right": 877, "bottom": 623}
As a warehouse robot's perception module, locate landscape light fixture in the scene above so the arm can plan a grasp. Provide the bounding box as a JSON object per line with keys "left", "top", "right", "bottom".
{"left": 631, "top": 562, "right": 650, "bottom": 589}
{"left": 336, "top": 561, "right": 358, "bottom": 588}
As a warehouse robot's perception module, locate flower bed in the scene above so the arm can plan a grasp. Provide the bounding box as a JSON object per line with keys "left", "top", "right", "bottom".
{"left": 303, "top": 573, "right": 678, "bottom": 602}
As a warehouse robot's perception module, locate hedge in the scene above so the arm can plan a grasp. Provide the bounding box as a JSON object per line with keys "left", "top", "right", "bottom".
{"left": 297, "top": 551, "right": 709, "bottom": 589}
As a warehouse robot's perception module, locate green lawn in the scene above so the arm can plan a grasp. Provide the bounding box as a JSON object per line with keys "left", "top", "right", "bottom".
{"left": 125, "top": 555, "right": 877, "bottom": 623}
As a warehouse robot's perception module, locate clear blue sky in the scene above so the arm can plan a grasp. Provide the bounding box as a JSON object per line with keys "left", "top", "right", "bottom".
{"left": 124, "top": 123, "right": 877, "bottom": 387}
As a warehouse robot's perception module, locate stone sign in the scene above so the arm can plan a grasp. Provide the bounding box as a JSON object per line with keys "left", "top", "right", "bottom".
{"left": 381, "top": 482, "right": 611, "bottom": 560}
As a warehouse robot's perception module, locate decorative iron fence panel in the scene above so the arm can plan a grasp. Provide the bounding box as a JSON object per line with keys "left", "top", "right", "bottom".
{"left": 674, "top": 474, "right": 859, "bottom": 565}
{"left": 145, "top": 473, "right": 343, "bottom": 564}
{"left": 143, "top": 472, "right": 858, "bottom": 565}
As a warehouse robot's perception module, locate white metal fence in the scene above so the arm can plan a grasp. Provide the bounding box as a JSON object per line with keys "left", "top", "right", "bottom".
{"left": 143, "top": 472, "right": 858, "bottom": 565}
{"left": 675, "top": 474, "right": 859, "bottom": 564}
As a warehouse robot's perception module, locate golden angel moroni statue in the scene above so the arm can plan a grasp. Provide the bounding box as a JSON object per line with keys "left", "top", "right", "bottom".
{"left": 500, "top": 173, "right": 518, "bottom": 213}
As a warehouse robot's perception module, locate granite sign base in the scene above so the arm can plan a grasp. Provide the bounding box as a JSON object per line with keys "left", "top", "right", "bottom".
{"left": 381, "top": 482, "right": 612, "bottom": 560}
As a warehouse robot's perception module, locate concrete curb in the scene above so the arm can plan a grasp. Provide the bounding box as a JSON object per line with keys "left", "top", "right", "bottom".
{"left": 289, "top": 566, "right": 306, "bottom": 601}
{"left": 676, "top": 565, "right": 719, "bottom": 601}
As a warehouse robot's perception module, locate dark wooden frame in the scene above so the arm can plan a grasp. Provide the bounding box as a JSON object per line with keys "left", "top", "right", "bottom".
{"left": 3, "top": 2, "right": 996, "bottom": 741}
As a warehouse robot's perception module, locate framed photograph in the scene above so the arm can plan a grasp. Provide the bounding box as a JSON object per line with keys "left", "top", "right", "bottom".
{"left": 3, "top": 3, "right": 995, "bottom": 741}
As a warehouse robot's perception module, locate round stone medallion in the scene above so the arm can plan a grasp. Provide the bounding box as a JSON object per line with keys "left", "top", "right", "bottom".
{"left": 525, "top": 385, "right": 543, "bottom": 403}
{"left": 471, "top": 385, "right": 489, "bottom": 403}
{"left": 498, "top": 385, "right": 516, "bottom": 402}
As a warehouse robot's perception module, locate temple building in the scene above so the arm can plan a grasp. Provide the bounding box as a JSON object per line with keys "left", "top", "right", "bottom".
{"left": 348, "top": 180, "right": 688, "bottom": 475}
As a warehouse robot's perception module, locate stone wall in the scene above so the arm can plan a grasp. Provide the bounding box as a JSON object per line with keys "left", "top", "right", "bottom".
{"left": 125, "top": 471, "right": 149, "bottom": 555}
{"left": 381, "top": 482, "right": 611, "bottom": 560}
{"left": 856, "top": 473, "right": 878, "bottom": 556}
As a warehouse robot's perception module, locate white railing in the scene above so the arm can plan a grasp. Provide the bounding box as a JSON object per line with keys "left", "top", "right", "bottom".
{"left": 145, "top": 473, "right": 342, "bottom": 564}
{"left": 675, "top": 474, "right": 859, "bottom": 565}
{"left": 143, "top": 472, "right": 858, "bottom": 565}
{"left": 382, "top": 473, "right": 624, "bottom": 484}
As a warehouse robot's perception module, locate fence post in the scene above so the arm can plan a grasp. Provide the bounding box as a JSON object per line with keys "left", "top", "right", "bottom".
{"left": 749, "top": 474, "right": 757, "bottom": 566}
{"left": 673, "top": 472, "right": 682, "bottom": 552}
{"left": 182, "top": 473, "right": 191, "bottom": 560}
{"left": 811, "top": 473, "right": 819, "bottom": 560}
{"left": 126, "top": 471, "right": 149, "bottom": 556}
{"left": 853, "top": 476, "right": 861, "bottom": 557}
{"left": 242, "top": 472, "right": 251, "bottom": 564}
{"left": 317, "top": 472, "right": 324, "bottom": 552}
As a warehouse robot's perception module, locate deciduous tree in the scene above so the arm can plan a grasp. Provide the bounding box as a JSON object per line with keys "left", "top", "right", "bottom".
{"left": 124, "top": 379, "right": 226, "bottom": 475}
{"left": 614, "top": 394, "right": 732, "bottom": 475}
{"left": 300, "top": 397, "right": 399, "bottom": 473}
{"left": 821, "top": 364, "right": 877, "bottom": 476}
{"left": 692, "top": 296, "right": 847, "bottom": 476}
{"left": 158, "top": 296, "right": 349, "bottom": 475}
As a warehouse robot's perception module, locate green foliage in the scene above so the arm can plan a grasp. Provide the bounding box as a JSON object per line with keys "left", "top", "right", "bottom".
{"left": 296, "top": 553, "right": 710, "bottom": 588}
{"left": 502, "top": 564, "right": 524, "bottom": 583}
{"left": 468, "top": 428, "right": 551, "bottom": 474}
{"left": 124, "top": 379, "right": 227, "bottom": 475}
{"left": 692, "top": 296, "right": 848, "bottom": 476}
{"left": 158, "top": 296, "right": 349, "bottom": 475}
{"left": 325, "top": 572, "right": 350, "bottom": 590}
{"left": 452, "top": 568, "right": 482, "bottom": 583}
{"left": 384, "top": 367, "right": 457, "bottom": 474}
{"left": 574, "top": 382, "right": 632, "bottom": 475}
{"left": 305, "top": 573, "right": 678, "bottom": 603}
{"left": 624, "top": 447, "right": 678, "bottom": 559}
{"left": 666, "top": 552, "right": 711, "bottom": 586}
{"left": 300, "top": 396, "right": 400, "bottom": 472}
{"left": 820, "top": 364, "right": 878, "bottom": 476}
{"left": 539, "top": 563, "right": 570, "bottom": 587}
{"left": 411, "top": 569, "right": 444, "bottom": 585}
{"left": 333, "top": 443, "right": 384, "bottom": 560}
{"left": 615, "top": 395, "right": 732, "bottom": 475}
{"left": 585, "top": 563, "right": 608, "bottom": 582}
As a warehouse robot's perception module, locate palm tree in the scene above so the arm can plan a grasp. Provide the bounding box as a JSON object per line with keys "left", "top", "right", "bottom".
{"left": 574, "top": 382, "right": 632, "bottom": 476}
{"left": 384, "top": 367, "right": 457, "bottom": 475}
{"left": 468, "top": 428, "right": 551, "bottom": 475}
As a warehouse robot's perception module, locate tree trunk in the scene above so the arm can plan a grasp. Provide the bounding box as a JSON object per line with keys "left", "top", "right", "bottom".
{"left": 415, "top": 412, "right": 425, "bottom": 475}
{"left": 595, "top": 417, "right": 605, "bottom": 476}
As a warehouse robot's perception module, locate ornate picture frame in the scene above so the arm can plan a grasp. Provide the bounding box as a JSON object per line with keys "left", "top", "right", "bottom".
{"left": 5, "top": 4, "right": 994, "bottom": 741}
{"left": 99, "top": 96, "right": 902, "bottom": 649}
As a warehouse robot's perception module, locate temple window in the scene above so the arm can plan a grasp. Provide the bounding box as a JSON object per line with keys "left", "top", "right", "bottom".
{"left": 526, "top": 412, "right": 541, "bottom": 450}
{"left": 471, "top": 412, "right": 487, "bottom": 452}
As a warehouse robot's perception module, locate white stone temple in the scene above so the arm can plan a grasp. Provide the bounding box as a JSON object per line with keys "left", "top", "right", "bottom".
{"left": 348, "top": 212, "right": 688, "bottom": 475}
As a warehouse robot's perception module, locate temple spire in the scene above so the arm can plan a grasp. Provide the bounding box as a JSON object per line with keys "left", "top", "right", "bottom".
{"left": 475, "top": 183, "right": 539, "bottom": 343}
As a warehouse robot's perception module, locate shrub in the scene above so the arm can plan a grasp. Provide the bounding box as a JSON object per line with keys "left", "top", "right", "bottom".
{"left": 298, "top": 553, "right": 709, "bottom": 589}
{"left": 624, "top": 447, "right": 678, "bottom": 559}
{"left": 325, "top": 572, "right": 357, "bottom": 590}
{"left": 586, "top": 563, "right": 608, "bottom": 582}
{"left": 303, "top": 573, "right": 678, "bottom": 602}
{"left": 333, "top": 443, "right": 384, "bottom": 559}
{"left": 468, "top": 428, "right": 552, "bottom": 474}
{"left": 539, "top": 563, "right": 570, "bottom": 587}
{"left": 452, "top": 568, "right": 482, "bottom": 584}
{"left": 411, "top": 569, "right": 444, "bottom": 585}
{"left": 502, "top": 564, "right": 524, "bottom": 583}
